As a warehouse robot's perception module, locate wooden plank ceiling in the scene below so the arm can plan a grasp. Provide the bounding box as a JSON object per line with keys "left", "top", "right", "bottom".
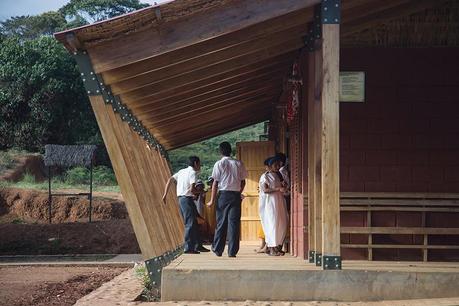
{"left": 55, "top": 0, "right": 444, "bottom": 150}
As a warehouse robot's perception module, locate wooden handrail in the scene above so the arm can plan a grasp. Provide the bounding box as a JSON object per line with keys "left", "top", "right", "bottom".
{"left": 342, "top": 244, "right": 459, "bottom": 250}
{"left": 341, "top": 227, "right": 459, "bottom": 235}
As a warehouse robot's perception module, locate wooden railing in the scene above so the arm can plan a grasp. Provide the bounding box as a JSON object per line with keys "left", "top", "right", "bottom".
{"left": 339, "top": 193, "right": 459, "bottom": 261}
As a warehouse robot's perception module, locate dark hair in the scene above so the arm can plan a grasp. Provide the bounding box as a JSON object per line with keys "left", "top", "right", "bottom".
{"left": 268, "top": 156, "right": 280, "bottom": 166}
{"left": 188, "top": 156, "right": 200, "bottom": 167}
{"left": 219, "top": 142, "right": 232, "bottom": 156}
{"left": 275, "top": 152, "right": 287, "bottom": 165}
{"left": 264, "top": 158, "right": 271, "bottom": 166}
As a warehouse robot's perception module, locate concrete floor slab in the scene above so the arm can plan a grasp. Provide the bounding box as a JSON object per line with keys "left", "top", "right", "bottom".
{"left": 162, "top": 244, "right": 459, "bottom": 302}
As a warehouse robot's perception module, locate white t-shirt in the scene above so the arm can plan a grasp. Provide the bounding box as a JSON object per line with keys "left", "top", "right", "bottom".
{"left": 212, "top": 156, "right": 248, "bottom": 192}
{"left": 172, "top": 166, "right": 198, "bottom": 197}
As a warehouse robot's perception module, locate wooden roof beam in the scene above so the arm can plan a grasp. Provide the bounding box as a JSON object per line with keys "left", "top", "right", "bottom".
{"left": 113, "top": 37, "right": 303, "bottom": 99}
{"left": 146, "top": 95, "right": 275, "bottom": 131}
{"left": 131, "top": 73, "right": 284, "bottom": 116}
{"left": 138, "top": 84, "right": 281, "bottom": 124}
{"left": 163, "top": 113, "right": 271, "bottom": 150}
{"left": 101, "top": 8, "right": 314, "bottom": 82}
{"left": 127, "top": 54, "right": 294, "bottom": 110}
{"left": 107, "top": 24, "right": 308, "bottom": 93}
{"left": 86, "top": 0, "right": 320, "bottom": 73}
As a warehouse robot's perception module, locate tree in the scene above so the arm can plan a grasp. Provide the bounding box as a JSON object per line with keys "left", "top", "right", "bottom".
{"left": 0, "top": 37, "right": 99, "bottom": 151}
{"left": 0, "top": 12, "right": 67, "bottom": 40}
{"left": 59, "top": 0, "right": 149, "bottom": 24}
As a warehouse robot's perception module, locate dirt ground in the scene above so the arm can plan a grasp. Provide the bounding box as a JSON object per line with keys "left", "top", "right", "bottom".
{"left": 0, "top": 265, "right": 128, "bottom": 306}
{"left": 0, "top": 187, "right": 128, "bottom": 224}
{"left": 0, "top": 219, "right": 140, "bottom": 255}
{"left": 0, "top": 187, "right": 140, "bottom": 255}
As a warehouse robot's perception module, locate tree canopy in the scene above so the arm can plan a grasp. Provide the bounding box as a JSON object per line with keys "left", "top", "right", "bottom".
{"left": 59, "top": 0, "right": 149, "bottom": 24}
{"left": 0, "top": 12, "right": 67, "bottom": 40}
{"left": 0, "top": 36, "right": 99, "bottom": 151}
{"left": 0, "top": 0, "right": 151, "bottom": 151}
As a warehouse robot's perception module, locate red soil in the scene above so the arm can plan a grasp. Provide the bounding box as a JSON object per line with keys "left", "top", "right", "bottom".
{"left": 0, "top": 187, "right": 140, "bottom": 255}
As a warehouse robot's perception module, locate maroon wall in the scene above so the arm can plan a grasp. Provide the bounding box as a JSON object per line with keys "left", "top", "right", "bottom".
{"left": 338, "top": 48, "right": 459, "bottom": 261}
{"left": 340, "top": 48, "right": 459, "bottom": 193}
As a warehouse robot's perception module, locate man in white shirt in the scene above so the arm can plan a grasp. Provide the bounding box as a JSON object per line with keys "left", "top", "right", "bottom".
{"left": 207, "top": 142, "right": 248, "bottom": 257}
{"left": 163, "top": 156, "right": 209, "bottom": 254}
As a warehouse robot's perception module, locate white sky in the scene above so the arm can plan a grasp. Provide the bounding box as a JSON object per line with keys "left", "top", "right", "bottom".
{"left": 0, "top": 0, "right": 169, "bottom": 21}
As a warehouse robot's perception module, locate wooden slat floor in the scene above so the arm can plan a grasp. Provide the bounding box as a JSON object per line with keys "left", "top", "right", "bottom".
{"left": 167, "top": 243, "right": 459, "bottom": 273}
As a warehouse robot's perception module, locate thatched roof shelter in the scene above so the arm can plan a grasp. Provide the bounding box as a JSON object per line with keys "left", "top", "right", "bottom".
{"left": 44, "top": 145, "right": 97, "bottom": 167}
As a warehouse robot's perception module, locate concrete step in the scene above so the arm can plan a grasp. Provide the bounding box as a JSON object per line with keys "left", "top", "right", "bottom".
{"left": 161, "top": 245, "right": 459, "bottom": 302}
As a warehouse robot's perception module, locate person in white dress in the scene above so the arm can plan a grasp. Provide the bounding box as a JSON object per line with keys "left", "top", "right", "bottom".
{"left": 259, "top": 157, "right": 289, "bottom": 256}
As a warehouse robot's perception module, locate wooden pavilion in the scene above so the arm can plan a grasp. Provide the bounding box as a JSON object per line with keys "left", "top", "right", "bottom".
{"left": 55, "top": 0, "right": 459, "bottom": 300}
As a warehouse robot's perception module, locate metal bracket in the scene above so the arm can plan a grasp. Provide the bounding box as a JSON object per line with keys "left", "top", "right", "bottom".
{"left": 73, "top": 51, "right": 101, "bottom": 96}
{"left": 315, "top": 252, "right": 322, "bottom": 267}
{"left": 304, "top": 5, "right": 322, "bottom": 52}
{"left": 308, "top": 250, "right": 316, "bottom": 263}
{"left": 322, "top": 255, "right": 342, "bottom": 270}
{"left": 72, "top": 50, "right": 169, "bottom": 158}
{"left": 321, "top": 0, "right": 341, "bottom": 24}
{"left": 145, "top": 245, "right": 184, "bottom": 286}
{"left": 304, "top": 0, "right": 340, "bottom": 51}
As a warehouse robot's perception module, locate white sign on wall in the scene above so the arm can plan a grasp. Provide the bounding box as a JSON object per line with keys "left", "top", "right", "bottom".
{"left": 340, "top": 71, "right": 365, "bottom": 102}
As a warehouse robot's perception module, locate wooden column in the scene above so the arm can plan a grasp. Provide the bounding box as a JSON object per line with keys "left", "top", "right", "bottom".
{"left": 319, "top": 13, "right": 341, "bottom": 268}
{"left": 307, "top": 50, "right": 317, "bottom": 263}
{"left": 313, "top": 46, "right": 324, "bottom": 266}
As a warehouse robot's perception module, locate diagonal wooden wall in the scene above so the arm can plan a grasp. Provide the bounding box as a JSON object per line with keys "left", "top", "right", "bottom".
{"left": 89, "top": 95, "right": 184, "bottom": 259}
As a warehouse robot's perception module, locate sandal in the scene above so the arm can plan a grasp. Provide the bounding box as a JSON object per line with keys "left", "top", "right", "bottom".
{"left": 268, "top": 247, "right": 281, "bottom": 256}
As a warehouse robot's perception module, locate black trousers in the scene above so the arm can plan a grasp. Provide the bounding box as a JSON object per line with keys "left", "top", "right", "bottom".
{"left": 178, "top": 196, "right": 199, "bottom": 252}
{"left": 212, "top": 191, "right": 242, "bottom": 256}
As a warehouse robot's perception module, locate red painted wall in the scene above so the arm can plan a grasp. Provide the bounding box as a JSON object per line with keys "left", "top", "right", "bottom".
{"left": 340, "top": 48, "right": 459, "bottom": 193}
{"left": 340, "top": 48, "right": 459, "bottom": 261}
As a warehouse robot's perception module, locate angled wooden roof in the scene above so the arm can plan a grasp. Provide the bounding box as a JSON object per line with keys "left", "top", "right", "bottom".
{"left": 55, "top": 0, "right": 446, "bottom": 150}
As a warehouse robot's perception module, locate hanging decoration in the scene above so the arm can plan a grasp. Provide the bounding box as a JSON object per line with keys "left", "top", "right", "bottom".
{"left": 286, "top": 61, "right": 303, "bottom": 125}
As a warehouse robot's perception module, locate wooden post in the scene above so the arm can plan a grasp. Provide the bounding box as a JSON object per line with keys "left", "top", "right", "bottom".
{"left": 319, "top": 7, "right": 341, "bottom": 269}
{"left": 313, "top": 46, "right": 323, "bottom": 267}
{"left": 307, "top": 51, "right": 317, "bottom": 263}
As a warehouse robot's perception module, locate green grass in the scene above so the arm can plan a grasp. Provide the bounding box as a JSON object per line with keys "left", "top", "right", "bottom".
{"left": 2, "top": 168, "right": 120, "bottom": 193}
{"left": 2, "top": 179, "right": 120, "bottom": 193}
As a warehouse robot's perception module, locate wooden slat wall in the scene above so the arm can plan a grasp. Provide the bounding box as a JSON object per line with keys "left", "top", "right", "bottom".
{"left": 237, "top": 141, "right": 275, "bottom": 241}
{"left": 89, "top": 95, "right": 184, "bottom": 259}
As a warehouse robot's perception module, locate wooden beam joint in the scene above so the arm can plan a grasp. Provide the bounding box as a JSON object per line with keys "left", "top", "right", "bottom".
{"left": 304, "top": 0, "right": 341, "bottom": 51}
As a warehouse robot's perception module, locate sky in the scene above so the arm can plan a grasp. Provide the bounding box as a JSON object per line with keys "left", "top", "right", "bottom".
{"left": 0, "top": 0, "right": 168, "bottom": 21}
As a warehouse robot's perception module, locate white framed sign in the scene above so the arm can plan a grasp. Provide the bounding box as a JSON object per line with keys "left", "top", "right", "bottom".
{"left": 339, "top": 71, "right": 365, "bottom": 102}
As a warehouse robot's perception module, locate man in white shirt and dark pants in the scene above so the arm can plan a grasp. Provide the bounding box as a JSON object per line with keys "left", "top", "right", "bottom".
{"left": 163, "top": 156, "right": 209, "bottom": 254}
{"left": 207, "top": 142, "right": 248, "bottom": 257}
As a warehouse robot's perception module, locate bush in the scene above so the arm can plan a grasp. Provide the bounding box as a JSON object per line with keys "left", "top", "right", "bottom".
{"left": 21, "top": 171, "right": 36, "bottom": 184}
{"left": 64, "top": 165, "right": 117, "bottom": 186}
{"left": 93, "top": 165, "right": 117, "bottom": 185}
{"left": 64, "top": 166, "right": 89, "bottom": 185}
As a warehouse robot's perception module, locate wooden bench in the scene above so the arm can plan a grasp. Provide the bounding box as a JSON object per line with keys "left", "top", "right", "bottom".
{"left": 339, "top": 192, "right": 459, "bottom": 261}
